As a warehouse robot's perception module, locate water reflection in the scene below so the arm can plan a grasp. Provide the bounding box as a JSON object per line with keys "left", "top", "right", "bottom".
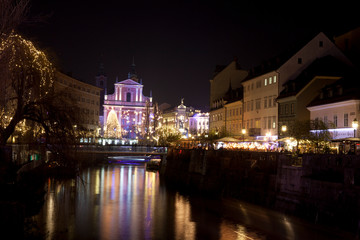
{"left": 32, "top": 163, "right": 350, "bottom": 240}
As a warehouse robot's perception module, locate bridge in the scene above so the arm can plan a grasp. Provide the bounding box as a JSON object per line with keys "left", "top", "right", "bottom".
{"left": 76, "top": 145, "right": 168, "bottom": 156}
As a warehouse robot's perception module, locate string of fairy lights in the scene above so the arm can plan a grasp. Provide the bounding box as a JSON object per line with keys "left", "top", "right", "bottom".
{"left": 0, "top": 31, "right": 54, "bottom": 136}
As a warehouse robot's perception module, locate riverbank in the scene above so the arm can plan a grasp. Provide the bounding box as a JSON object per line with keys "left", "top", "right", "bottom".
{"left": 160, "top": 148, "right": 360, "bottom": 237}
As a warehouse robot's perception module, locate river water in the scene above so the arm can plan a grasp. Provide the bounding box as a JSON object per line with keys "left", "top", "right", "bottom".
{"left": 31, "top": 162, "right": 356, "bottom": 240}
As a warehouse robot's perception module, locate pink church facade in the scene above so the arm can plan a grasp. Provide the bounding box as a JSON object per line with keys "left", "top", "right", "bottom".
{"left": 103, "top": 78, "right": 152, "bottom": 139}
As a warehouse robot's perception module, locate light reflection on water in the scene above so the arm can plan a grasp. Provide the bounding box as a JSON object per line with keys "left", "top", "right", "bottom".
{"left": 34, "top": 164, "right": 266, "bottom": 239}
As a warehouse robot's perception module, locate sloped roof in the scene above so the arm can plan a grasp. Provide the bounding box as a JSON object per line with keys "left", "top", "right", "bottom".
{"left": 307, "top": 72, "right": 360, "bottom": 108}
{"left": 115, "top": 79, "right": 141, "bottom": 85}
{"left": 242, "top": 32, "right": 328, "bottom": 82}
{"left": 277, "top": 55, "right": 354, "bottom": 100}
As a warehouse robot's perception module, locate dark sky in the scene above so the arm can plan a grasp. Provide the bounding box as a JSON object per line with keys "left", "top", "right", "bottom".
{"left": 20, "top": 0, "right": 360, "bottom": 110}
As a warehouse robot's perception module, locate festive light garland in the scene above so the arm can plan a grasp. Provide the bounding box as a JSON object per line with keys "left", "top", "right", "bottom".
{"left": 0, "top": 31, "right": 54, "bottom": 133}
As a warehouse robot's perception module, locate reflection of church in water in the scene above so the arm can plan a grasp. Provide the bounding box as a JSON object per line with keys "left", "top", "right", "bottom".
{"left": 103, "top": 62, "right": 153, "bottom": 139}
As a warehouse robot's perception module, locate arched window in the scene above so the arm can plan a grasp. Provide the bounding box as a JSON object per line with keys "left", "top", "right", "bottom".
{"left": 126, "top": 92, "right": 131, "bottom": 102}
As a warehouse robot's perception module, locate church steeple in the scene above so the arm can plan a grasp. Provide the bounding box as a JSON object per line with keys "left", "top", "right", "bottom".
{"left": 128, "top": 56, "right": 139, "bottom": 82}
{"left": 97, "top": 62, "right": 106, "bottom": 77}
{"left": 95, "top": 62, "right": 107, "bottom": 116}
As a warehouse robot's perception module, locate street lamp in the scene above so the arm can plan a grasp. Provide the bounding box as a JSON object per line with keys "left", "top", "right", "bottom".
{"left": 352, "top": 118, "right": 358, "bottom": 138}
{"left": 241, "top": 129, "right": 246, "bottom": 142}
{"left": 281, "top": 125, "right": 287, "bottom": 135}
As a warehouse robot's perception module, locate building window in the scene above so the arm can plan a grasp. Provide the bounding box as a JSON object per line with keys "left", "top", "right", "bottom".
{"left": 126, "top": 92, "right": 131, "bottom": 102}
{"left": 264, "top": 97, "right": 267, "bottom": 108}
{"left": 255, "top": 99, "right": 261, "bottom": 110}
{"left": 272, "top": 116, "right": 276, "bottom": 129}
{"left": 344, "top": 113, "right": 348, "bottom": 127}
{"left": 264, "top": 78, "right": 267, "bottom": 86}
{"left": 290, "top": 103, "right": 294, "bottom": 114}
{"left": 263, "top": 117, "right": 267, "bottom": 129}
{"left": 273, "top": 75, "right": 277, "bottom": 83}
{"left": 298, "top": 58, "right": 302, "bottom": 64}
{"left": 338, "top": 86, "right": 343, "bottom": 95}
{"left": 334, "top": 115, "right": 338, "bottom": 127}
{"left": 328, "top": 89, "right": 333, "bottom": 97}
{"left": 269, "top": 77, "right": 272, "bottom": 84}
{"left": 268, "top": 96, "right": 272, "bottom": 107}
{"left": 319, "top": 41, "right": 323, "bottom": 47}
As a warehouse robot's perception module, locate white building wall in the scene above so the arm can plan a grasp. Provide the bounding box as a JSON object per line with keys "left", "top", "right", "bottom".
{"left": 243, "top": 71, "right": 278, "bottom": 138}
{"left": 308, "top": 100, "right": 360, "bottom": 138}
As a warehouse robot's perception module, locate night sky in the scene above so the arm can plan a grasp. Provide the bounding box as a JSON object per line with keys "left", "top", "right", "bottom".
{"left": 20, "top": 0, "right": 359, "bottom": 110}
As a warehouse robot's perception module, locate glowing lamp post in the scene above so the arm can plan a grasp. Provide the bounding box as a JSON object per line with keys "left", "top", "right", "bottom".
{"left": 352, "top": 118, "right": 358, "bottom": 138}
{"left": 241, "top": 129, "right": 246, "bottom": 142}
{"left": 281, "top": 125, "right": 287, "bottom": 135}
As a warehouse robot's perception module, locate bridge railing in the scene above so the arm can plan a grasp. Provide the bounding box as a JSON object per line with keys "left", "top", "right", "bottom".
{"left": 76, "top": 145, "right": 168, "bottom": 153}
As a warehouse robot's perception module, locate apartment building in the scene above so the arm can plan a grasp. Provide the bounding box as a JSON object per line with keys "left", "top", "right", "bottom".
{"left": 241, "top": 32, "right": 352, "bottom": 140}
{"left": 209, "top": 59, "right": 248, "bottom": 135}
{"left": 224, "top": 99, "right": 243, "bottom": 138}
{"left": 307, "top": 76, "right": 360, "bottom": 139}
{"left": 54, "top": 71, "right": 102, "bottom": 137}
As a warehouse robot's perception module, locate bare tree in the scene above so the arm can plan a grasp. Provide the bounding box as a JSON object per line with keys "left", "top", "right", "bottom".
{"left": 0, "top": 32, "right": 55, "bottom": 145}
{"left": 0, "top": 0, "right": 30, "bottom": 35}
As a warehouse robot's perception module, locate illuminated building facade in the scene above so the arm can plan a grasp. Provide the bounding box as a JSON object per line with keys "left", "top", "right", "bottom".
{"left": 161, "top": 99, "right": 208, "bottom": 137}
{"left": 189, "top": 111, "right": 209, "bottom": 136}
{"left": 209, "top": 59, "right": 248, "bottom": 135}
{"left": 307, "top": 77, "right": 360, "bottom": 139}
{"left": 161, "top": 99, "right": 191, "bottom": 136}
{"left": 224, "top": 99, "right": 243, "bottom": 138}
{"left": 54, "top": 71, "right": 102, "bottom": 138}
{"left": 277, "top": 56, "right": 352, "bottom": 137}
{"left": 103, "top": 66, "right": 153, "bottom": 139}
{"left": 241, "top": 32, "right": 352, "bottom": 141}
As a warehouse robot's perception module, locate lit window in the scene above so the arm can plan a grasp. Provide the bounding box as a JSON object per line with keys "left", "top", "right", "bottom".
{"left": 264, "top": 78, "right": 267, "bottom": 86}
{"left": 274, "top": 76, "right": 277, "bottom": 83}
{"left": 269, "top": 77, "right": 272, "bottom": 84}
{"left": 272, "top": 116, "right": 276, "bottom": 129}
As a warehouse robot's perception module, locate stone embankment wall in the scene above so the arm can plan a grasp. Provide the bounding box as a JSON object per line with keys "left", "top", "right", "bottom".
{"left": 161, "top": 148, "right": 360, "bottom": 232}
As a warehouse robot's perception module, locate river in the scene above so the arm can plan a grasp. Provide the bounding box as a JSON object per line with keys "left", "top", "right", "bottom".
{"left": 30, "top": 161, "right": 356, "bottom": 239}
